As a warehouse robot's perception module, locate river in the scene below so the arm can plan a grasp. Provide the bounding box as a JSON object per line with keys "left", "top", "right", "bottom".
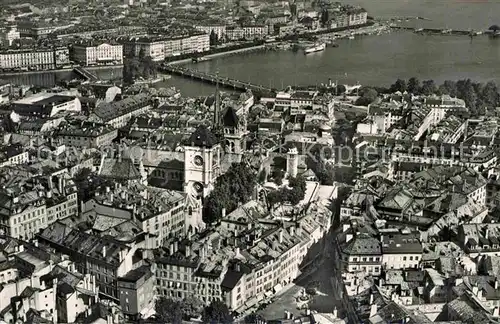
{"left": 2, "top": 0, "right": 500, "bottom": 97}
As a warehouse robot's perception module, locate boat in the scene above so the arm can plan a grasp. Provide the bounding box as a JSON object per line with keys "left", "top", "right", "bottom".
{"left": 304, "top": 43, "right": 326, "bottom": 54}
{"left": 191, "top": 57, "right": 210, "bottom": 63}
{"left": 441, "top": 28, "right": 452, "bottom": 34}
{"left": 348, "top": 35, "right": 355, "bottom": 40}
{"left": 414, "top": 28, "right": 424, "bottom": 33}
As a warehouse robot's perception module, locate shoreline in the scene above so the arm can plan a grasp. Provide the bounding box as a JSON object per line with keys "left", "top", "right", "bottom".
{"left": 0, "top": 64, "right": 123, "bottom": 77}
{"left": 168, "top": 44, "right": 267, "bottom": 65}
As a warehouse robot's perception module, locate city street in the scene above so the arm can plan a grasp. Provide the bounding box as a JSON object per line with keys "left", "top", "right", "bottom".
{"left": 257, "top": 237, "right": 344, "bottom": 320}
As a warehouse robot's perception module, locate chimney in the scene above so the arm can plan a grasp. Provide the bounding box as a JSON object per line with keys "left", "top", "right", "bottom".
{"left": 486, "top": 228, "right": 490, "bottom": 239}
{"left": 222, "top": 208, "right": 226, "bottom": 218}
{"left": 495, "top": 278, "right": 499, "bottom": 290}
{"left": 279, "top": 230, "right": 283, "bottom": 244}
{"left": 290, "top": 226, "right": 295, "bottom": 236}
{"left": 235, "top": 247, "right": 240, "bottom": 256}
{"left": 106, "top": 186, "right": 110, "bottom": 193}
{"left": 333, "top": 307, "right": 338, "bottom": 319}
{"left": 370, "top": 293, "right": 374, "bottom": 304}
{"left": 102, "top": 245, "right": 106, "bottom": 258}
{"left": 48, "top": 176, "right": 53, "bottom": 189}
{"left": 185, "top": 245, "right": 191, "bottom": 257}
{"left": 369, "top": 304, "right": 378, "bottom": 318}
{"left": 170, "top": 243, "right": 174, "bottom": 255}
{"left": 235, "top": 263, "right": 240, "bottom": 272}
{"left": 174, "top": 241, "right": 178, "bottom": 253}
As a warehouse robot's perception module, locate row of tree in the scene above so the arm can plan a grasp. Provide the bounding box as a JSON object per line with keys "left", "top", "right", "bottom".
{"left": 387, "top": 77, "right": 500, "bottom": 116}
{"left": 155, "top": 297, "right": 233, "bottom": 324}
{"left": 203, "top": 163, "right": 256, "bottom": 224}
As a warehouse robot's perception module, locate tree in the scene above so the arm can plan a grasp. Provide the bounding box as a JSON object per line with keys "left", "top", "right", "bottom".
{"left": 210, "top": 30, "right": 219, "bottom": 46}
{"left": 407, "top": 77, "right": 421, "bottom": 94}
{"left": 181, "top": 296, "right": 204, "bottom": 319}
{"left": 320, "top": 9, "right": 329, "bottom": 27}
{"left": 420, "top": 79, "right": 437, "bottom": 95}
{"left": 442, "top": 80, "right": 458, "bottom": 97}
{"left": 202, "top": 300, "right": 233, "bottom": 324}
{"left": 155, "top": 298, "right": 183, "bottom": 324}
{"left": 355, "top": 87, "right": 378, "bottom": 106}
{"left": 389, "top": 78, "right": 407, "bottom": 93}
{"left": 272, "top": 169, "right": 285, "bottom": 185}
{"left": 482, "top": 81, "right": 499, "bottom": 110}
{"left": 245, "top": 313, "right": 265, "bottom": 324}
{"left": 203, "top": 163, "right": 256, "bottom": 223}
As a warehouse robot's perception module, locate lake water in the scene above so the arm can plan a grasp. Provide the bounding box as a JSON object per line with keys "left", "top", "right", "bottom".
{"left": 3, "top": 0, "right": 500, "bottom": 97}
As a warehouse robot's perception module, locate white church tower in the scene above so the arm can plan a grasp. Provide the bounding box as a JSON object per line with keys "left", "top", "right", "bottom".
{"left": 183, "top": 125, "right": 221, "bottom": 199}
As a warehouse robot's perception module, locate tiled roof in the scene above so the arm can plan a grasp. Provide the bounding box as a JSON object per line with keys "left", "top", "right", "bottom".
{"left": 98, "top": 158, "right": 142, "bottom": 180}
{"left": 343, "top": 233, "right": 381, "bottom": 255}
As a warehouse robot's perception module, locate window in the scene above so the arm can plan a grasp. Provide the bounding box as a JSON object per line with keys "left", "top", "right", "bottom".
{"left": 403, "top": 256, "right": 407, "bottom": 261}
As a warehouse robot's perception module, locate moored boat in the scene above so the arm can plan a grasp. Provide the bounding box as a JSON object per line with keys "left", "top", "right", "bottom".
{"left": 304, "top": 42, "right": 326, "bottom": 54}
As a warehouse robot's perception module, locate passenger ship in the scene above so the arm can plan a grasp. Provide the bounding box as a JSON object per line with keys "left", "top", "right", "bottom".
{"left": 304, "top": 42, "right": 326, "bottom": 54}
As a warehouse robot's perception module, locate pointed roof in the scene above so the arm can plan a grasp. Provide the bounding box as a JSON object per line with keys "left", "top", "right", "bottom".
{"left": 187, "top": 125, "right": 219, "bottom": 148}
{"left": 98, "top": 158, "right": 142, "bottom": 181}
{"left": 222, "top": 107, "right": 239, "bottom": 127}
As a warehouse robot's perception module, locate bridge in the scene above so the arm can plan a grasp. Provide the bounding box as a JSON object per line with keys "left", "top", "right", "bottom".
{"left": 159, "top": 65, "right": 276, "bottom": 94}
{"left": 73, "top": 66, "right": 99, "bottom": 82}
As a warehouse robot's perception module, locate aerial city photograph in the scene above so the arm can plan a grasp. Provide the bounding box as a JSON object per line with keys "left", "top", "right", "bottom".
{"left": 1, "top": 0, "right": 500, "bottom": 323}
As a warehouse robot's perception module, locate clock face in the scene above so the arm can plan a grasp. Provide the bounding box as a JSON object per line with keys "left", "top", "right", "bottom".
{"left": 194, "top": 155, "right": 204, "bottom": 166}
{"left": 193, "top": 182, "right": 203, "bottom": 193}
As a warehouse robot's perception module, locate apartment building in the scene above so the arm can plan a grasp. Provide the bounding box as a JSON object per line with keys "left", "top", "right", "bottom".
{"left": 341, "top": 232, "right": 382, "bottom": 276}
{"left": 123, "top": 36, "right": 166, "bottom": 61}
{"left": 71, "top": 41, "right": 123, "bottom": 66}
{"left": 0, "top": 168, "right": 78, "bottom": 240}
{"left": 36, "top": 221, "right": 147, "bottom": 301}
{"left": 381, "top": 230, "right": 423, "bottom": 270}
{"left": 89, "top": 93, "right": 152, "bottom": 128}
{"left": 82, "top": 182, "right": 187, "bottom": 247}
{"left": 0, "top": 241, "right": 98, "bottom": 324}
{"left": 0, "top": 47, "right": 70, "bottom": 70}
{"left": 0, "top": 26, "right": 20, "bottom": 46}
{"left": 117, "top": 265, "right": 155, "bottom": 319}
{"left": 0, "top": 143, "right": 29, "bottom": 168}
{"left": 122, "top": 33, "right": 210, "bottom": 61}
{"left": 54, "top": 121, "right": 118, "bottom": 148}
{"left": 347, "top": 8, "right": 368, "bottom": 26}
{"left": 195, "top": 24, "right": 226, "bottom": 39}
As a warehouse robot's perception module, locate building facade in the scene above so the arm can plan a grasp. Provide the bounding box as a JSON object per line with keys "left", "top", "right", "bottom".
{"left": 71, "top": 42, "right": 123, "bottom": 66}
{"left": 0, "top": 47, "right": 70, "bottom": 71}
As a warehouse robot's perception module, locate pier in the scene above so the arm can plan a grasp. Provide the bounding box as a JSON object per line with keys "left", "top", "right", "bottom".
{"left": 73, "top": 66, "right": 99, "bottom": 81}
{"left": 390, "top": 25, "right": 487, "bottom": 36}
{"left": 159, "top": 65, "right": 276, "bottom": 93}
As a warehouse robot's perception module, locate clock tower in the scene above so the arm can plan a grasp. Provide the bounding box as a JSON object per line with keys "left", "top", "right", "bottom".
{"left": 183, "top": 125, "right": 221, "bottom": 199}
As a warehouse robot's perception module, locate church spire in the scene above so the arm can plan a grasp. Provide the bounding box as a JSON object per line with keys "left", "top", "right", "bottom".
{"left": 214, "top": 71, "right": 220, "bottom": 127}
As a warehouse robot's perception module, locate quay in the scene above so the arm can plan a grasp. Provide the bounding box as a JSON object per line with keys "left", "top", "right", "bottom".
{"left": 159, "top": 65, "right": 276, "bottom": 94}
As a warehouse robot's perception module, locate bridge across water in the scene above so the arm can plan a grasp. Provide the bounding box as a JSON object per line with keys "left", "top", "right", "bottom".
{"left": 73, "top": 66, "right": 99, "bottom": 82}
{"left": 159, "top": 65, "right": 277, "bottom": 94}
